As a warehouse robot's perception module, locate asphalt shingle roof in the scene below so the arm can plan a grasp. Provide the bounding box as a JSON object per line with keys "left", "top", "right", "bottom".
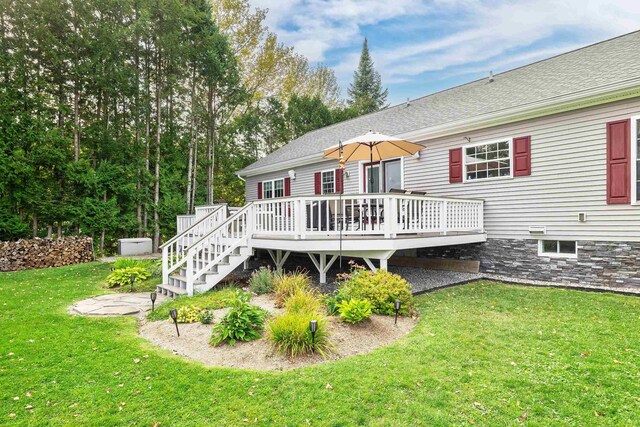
{"left": 240, "top": 31, "right": 640, "bottom": 174}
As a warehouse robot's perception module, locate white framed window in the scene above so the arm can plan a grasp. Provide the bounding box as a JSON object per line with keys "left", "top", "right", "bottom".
{"left": 631, "top": 115, "right": 640, "bottom": 204}
{"left": 463, "top": 138, "right": 513, "bottom": 182}
{"left": 538, "top": 240, "right": 577, "bottom": 258}
{"left": 262, "top": 178, "right": 285, "bottom": 199}
{"left": 321, "top": 170, "right": 335, "bottom": 194}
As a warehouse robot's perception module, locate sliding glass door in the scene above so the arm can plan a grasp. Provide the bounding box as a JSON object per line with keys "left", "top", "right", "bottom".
{"left": 363, "top": 159, "right": 402, "bottom": 193}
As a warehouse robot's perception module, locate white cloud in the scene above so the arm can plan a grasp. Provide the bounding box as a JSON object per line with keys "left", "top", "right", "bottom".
{"left": 249, "top": 0, "right": 640, "bottom": 98}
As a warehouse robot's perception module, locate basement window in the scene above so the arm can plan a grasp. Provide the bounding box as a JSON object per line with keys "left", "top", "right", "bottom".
{"left": 538, "top": 240, "right": 577, "bottom": 258}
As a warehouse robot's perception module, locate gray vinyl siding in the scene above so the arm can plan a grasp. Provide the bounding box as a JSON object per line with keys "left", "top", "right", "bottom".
{"left": 245, "top": 97, "right": 640, "bottom": 242}
{"left": 245, "top": 160, "right": 360, "bottom": 202}
{"left": 406, "top": 97, "right": 640, "bottom": 241}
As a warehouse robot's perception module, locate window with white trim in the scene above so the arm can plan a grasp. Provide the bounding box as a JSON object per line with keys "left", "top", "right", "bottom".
{"left": 538, "top": 240, "right": 577, "bottom": 258}
{"left": 464, "top": 140, "right": 511, "bottom": 181}
{"left": 262, "top": 178, "right": 284, "bottom": 199}
{"left": 322, "top": 170, "right": 335, "bottom": 194}
{"left": 632, "top": 116, "right": 640, "bottom": 204}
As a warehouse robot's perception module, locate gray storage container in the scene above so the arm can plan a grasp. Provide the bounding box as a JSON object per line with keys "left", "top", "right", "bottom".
{"left": 117, "top": 238, "right": 153, "bottom": 256}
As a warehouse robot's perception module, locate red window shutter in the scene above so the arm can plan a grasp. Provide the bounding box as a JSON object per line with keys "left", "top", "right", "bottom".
{"left": 607, "top": 119, "right": 631, "bottom": 204}
{"left": 284, "top": 177, "right": 291, "bottom": 196}
{"left": 335, "top": 168, "right": 343, "bottom": 193}
{"left": 314, "top": 172, "right": 321, "bottom": 195}
{"left": 257, "top": 182, "right": 262, "bottom": 200}
{"left": 513, "top": 136, "right": 531, "bottom": 176}
{"left": 449, "top": 148, "right": 463, "bottom": 183}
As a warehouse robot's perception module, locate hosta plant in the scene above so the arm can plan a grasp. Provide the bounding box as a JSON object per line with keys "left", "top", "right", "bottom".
{"left": 337, "top": 298, "right": 372, "bottom": 324}
{"left": 210, "top": 290, "right": 267, "bottom": 346}
{"left": 105, "top": 267, "right": 150, "bottom": 288}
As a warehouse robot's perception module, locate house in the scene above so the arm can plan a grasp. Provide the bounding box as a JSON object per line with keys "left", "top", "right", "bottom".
{"left": 159, "top": 31, "right": 640, "bottom": 297}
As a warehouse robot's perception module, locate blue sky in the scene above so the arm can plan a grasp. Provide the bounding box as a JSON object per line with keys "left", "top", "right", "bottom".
{"left": 249, "top": 0, "right": 640, "bottom": 106}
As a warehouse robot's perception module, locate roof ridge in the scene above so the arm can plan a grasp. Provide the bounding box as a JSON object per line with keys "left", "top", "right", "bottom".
{"left": 241, "top": 29, "right": 640, "bottom": 174}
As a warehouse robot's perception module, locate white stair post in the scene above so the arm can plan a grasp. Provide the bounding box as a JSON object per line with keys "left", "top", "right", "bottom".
{"left": 162, "top": 246, "right": 169, "bottom": 285}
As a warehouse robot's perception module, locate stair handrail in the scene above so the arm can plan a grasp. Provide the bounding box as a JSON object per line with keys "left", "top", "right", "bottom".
{"left": 161, "top": 205, "right": 228, "bottom": 284}
{"left": 161, "top": 205, "right": 226, "bottom": 250}
{"left": 184, "top": 203, "right": 254, "bottom": 294}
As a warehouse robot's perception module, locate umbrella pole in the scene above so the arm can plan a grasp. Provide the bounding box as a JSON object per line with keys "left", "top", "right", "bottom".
{"left": 339, "top": 141, "right": 344, "bottom": 273}
{"left": 369, "top": 143, "right": 374, "bottom": 191}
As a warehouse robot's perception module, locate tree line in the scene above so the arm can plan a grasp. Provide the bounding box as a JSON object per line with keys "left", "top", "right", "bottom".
{"left": 0, "top": 0, "right": 388, "bottom": 251}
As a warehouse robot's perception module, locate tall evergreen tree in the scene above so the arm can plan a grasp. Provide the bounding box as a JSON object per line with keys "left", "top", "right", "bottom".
{"left": 347, "top": 38, "right": 388, "bottom": 115}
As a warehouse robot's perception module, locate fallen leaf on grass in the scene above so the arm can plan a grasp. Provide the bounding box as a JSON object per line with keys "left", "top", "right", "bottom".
{"left": 518, "top": 410, "right": 529, "bottom": 422}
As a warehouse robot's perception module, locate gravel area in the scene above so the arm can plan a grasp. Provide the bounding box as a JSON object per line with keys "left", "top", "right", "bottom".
{"left": 389, "top": 267, "right": 481, "bottom": 294}
{"left": 246, "top": 253, "right": 481, "bottom": 294}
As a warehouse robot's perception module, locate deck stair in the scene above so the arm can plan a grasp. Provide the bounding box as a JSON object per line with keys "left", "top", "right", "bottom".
{"left": 158, "top": 203, "right": 253, "bottom": 297}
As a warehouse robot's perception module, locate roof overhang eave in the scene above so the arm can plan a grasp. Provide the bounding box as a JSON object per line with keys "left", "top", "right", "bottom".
{"left": 239, "top": 78, "right": 640, "bottom": 178}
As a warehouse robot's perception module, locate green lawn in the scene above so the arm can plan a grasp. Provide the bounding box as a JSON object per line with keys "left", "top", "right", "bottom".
{"left": 1, "top": 263, "right": 639, "bottom": 426}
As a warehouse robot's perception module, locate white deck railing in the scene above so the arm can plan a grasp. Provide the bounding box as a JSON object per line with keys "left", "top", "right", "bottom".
{"left": 161, "top": 205, "right": 227, "bottom": 284}
{"left": 184, "top": 204, "right": 252, "bottom": 294}
{"left": 252, "top": 193, "right": 483, "bottom": 239}
{"left": 164, "top": 194, "right": 483, "bottom": 293}
{"left": 177, "top": 215, "right": 195, "bottom": 233}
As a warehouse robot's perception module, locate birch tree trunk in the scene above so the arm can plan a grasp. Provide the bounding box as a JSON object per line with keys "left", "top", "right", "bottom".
{"left": 153, "top": 50, "right": 162, "bottom": 252}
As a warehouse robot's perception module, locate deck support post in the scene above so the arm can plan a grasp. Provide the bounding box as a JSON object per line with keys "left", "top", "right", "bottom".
{"left": 267, "top": 249, "right": 291, "bottom": 273}
{"left": 362, "top": 258, "right": 377, "bottom": 272}
{"left": 308, "top": 253, "right": 338, "bottom": 284}
{"left": 362, "top": 257, "right": 388, "bottom": 272}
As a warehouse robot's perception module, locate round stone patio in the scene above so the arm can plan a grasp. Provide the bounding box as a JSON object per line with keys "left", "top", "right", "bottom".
{"left": 69, "top": 292, "right": 167, "bottom": 317}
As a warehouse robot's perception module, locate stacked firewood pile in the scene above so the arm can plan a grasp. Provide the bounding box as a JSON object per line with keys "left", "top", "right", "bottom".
{"left": 0, "top": 237, "right": 94, "bottom": 272}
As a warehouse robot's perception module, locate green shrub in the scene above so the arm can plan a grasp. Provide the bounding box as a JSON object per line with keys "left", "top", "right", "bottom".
{"left": 337, "top": 298, "right": 372, "bottom": 324}
{"left": 199, "top": 309, "right": 214, "bottom": 324}
{"left": 249, "top": 267, "right": 275, "bottom": 295}
{"left": 338, "top": 269, "right": 414, "bottom": 316}
{"left": 105, "top": 267, "right": 150, "bottom": 288}
{"left": 325, "top": 291, "right": 349, "bottom": 315}
{"left": 268, "top": 312, "right": 332, "bottom": 357}
{"left": 176, "top": 305, "right": 201, "bottom": 323}
{"left": 273, "top": 271, "right": 312, "bottom": 306}
{"left": 210, "top": 290, "right": 267, "bottom": 346}
{"left": 284, "top": 288, "right": 323, "bottom": 314}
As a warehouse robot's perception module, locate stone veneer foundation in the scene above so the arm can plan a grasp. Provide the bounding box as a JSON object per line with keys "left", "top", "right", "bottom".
{"left": 418, "top": 239, "right": 640, "bottom": 290}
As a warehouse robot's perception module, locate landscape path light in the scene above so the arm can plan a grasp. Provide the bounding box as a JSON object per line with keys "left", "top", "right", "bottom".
{"left": 394, "top": 300, "right": 401, "bottom": 326}
{"left": 169, "top": 308, "right": 180, "bottom": 337}
{"left": 309, "top": 320, "right": 318, "bottom": 353}
{"left": 150, "top": 292, "right": 157, "bottom": 311}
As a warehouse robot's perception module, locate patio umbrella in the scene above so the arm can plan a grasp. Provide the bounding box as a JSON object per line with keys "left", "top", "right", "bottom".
{"left": 323, "top": 131, "right": 423, "bottom": 271}
{"left": 323, "top": 131, "right": 423, "bottom": 191}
